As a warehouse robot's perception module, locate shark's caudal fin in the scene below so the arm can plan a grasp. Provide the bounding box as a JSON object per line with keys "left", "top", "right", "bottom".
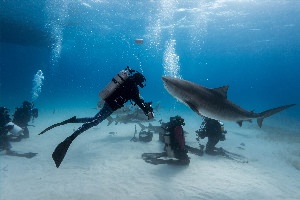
{"left": 257, "top": 104, "right": 296, "bottom": 128}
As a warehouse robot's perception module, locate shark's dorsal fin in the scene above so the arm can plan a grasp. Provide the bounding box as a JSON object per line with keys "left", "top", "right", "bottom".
{"left": 213, "top": 85, "right": 229, "bottom": 99}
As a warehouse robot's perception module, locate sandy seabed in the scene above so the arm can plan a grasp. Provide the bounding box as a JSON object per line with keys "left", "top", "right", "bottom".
{"left": 1, "top": 107, "right": 299, "bottom": 200}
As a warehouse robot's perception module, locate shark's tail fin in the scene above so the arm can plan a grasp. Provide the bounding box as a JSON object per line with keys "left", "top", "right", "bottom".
{"left": 137, "top": 122, "right": 146, "bottom": 131}
{"left": 257, "top": 104, "right": 296, "bottom": 128}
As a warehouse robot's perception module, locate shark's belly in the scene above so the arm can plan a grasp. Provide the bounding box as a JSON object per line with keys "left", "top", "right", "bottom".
{"left": 198, "top": 107, "right": 252, "bottom": 122}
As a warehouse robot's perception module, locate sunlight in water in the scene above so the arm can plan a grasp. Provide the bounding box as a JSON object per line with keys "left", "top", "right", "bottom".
{"left": 50, "top": 25, "right": 63, "bottom": 68}
{"left": 163, "top": 39, "right": 181, "bottom": 78}
{"left": 146, "top": 0, "right": 181, "bottom": 78}
{"left": 45, "top": 0, "right": 69, "bottom": 72}
{"left": 147, "top": 0, "right": 178, "bottom": 49}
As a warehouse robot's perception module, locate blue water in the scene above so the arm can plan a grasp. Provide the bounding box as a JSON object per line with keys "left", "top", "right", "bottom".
{"left": 1, "top": 0, "right": 299, "bottom": 118}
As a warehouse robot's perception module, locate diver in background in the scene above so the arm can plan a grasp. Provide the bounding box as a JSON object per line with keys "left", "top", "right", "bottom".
{"left": 0, "top": 107, "right": 13, "bottom": 152}
{"left": 163, "top": 115, "right": 189, "bottom": 164}
{"left": 143, "top": 115, "right": 190, "bottom": 165}
{"left": 0, "top": 107, "right": 37, "bottom": 158}
{"left": 12, "top": 101, "right": 38, "bottom": 140}
{"left": 196, "top": 117, "right": 227, "bottom": 155}
{"left": 39, "top": 66, "right": 154, "bottom": 168}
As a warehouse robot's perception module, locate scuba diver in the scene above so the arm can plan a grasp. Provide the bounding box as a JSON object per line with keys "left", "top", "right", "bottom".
{"left": 0, "top": 107, "right": 13, "bottom": 153}
{"left": 39, "top": 66, "right": 154, "bottom": 168}
{"left": 196, "top": 117, "right": 227, "bottom": 155}
{"left": 12, "top": 101, "right": 38, "bottom": 140}
{"left": 142, "top": 115, "right": 190, "bottom": 165}
{"left": 0, "top": 107, "right": 37, "bottom": 158}
{"left": 195, "top": 117, "right": 248, "bottom": 163}
{"left": 163, "top": 115, "right": 190, "bottom": 164}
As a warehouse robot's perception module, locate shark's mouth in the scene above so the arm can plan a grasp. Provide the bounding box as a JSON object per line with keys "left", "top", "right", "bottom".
{"left": 162, "top": 77, "right": 171, "bottom": 93}
{"left": 162, "top": 82, "right": 173, "bottom": 96}
{"left": 162, "top": 82, "right": 168, "bottom": 90}
{"left": 162, "top": 78, "right": 170, "bottom": 91}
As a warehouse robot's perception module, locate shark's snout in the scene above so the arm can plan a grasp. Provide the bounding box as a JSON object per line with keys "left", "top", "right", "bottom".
{"left": 161, "top": 76, "right": 186, "bottom": 90}
{"left": 161, "top": 76, "right": 170, "bottom": 87}
{"left": 161, "top": 76, "right": 177, "bottom": 86}
{"left": 161, "top": 76, "right": 169, "bottom": 84}
{"left": 161, "top": 76, "right": 187, "bottom": 102}
{"left": 161, "top": 76, "right": 175, "bottom": 92}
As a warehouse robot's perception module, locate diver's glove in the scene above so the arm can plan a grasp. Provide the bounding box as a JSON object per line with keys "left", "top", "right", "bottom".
{"left": 147, "top": 112, "right": 154, "bottom": 120}
{"left": 220, "top": 133, "right": 226, "bottom": 141}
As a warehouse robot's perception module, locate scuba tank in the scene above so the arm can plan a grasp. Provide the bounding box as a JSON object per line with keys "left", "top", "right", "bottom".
{"left": 164, "top": 133, "right": 175, "bottom": 158}
{"left": 6, "top": 122, "right": 23, "bottom": 136}
{"left": 99, "top": 68, "right": 130, "bottom": 100}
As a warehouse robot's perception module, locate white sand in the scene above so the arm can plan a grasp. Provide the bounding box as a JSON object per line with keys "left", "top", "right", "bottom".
{"left": 1, "top": 107, "right": 299, "bottom": 200}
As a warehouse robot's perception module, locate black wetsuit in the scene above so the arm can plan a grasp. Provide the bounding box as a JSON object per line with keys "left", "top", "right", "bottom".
{"left": 203, "top": 119, "right": 225, "bottom": 154}
{"left": 13, "top": 107, "right": 32, "bottom": 138}
{"left": 0, "top": 127, "right": 11, "bottom": 151}
{"left": 0, "top": 109, "right": 12, "bottom": 151}
{"left": 67, "top": 76, "right": 152, "bottom": 137}
{"left": 105, "top": 76, "right": 148, "bottom": 112}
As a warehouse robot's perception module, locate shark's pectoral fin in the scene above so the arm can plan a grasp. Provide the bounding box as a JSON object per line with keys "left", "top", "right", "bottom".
{"left": 237, "top": 119, "right": 253, "bottom": 127}
{"left": 257, "top": 118, "right": 263, "bottom": 128}
{"left": 185, "top": 101, "right": 200, "bottom": 115}
{"left": 237, "top": 121, "right": 243, "bottom": 127}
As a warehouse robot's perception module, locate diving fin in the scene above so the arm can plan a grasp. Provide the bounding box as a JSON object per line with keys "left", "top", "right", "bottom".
{"left": 39, "top": 116, "right": 77, "bottom": 135}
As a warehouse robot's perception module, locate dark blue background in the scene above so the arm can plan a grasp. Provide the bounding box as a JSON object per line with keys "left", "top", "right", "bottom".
{"left": 1, "top": 0, "right": 299, "bottom": 118}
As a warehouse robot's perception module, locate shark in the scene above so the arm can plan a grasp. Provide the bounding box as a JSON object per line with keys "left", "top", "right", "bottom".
{"left": 105, "top": 102, "right": 160, "bottom": 126}
{"left": 138, "top": 122, "right": 190, "bottom": 135}
{"left": 106, "top": 111, "right": 155, "bottom": 126}
{"left": 162, "top": 76, "right": 296, "bottom": 127}
{"left": 138, "top": 122, "right": 166, "bottom": 134}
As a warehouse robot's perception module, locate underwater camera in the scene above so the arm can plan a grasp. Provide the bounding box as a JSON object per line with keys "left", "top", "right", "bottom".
{"left": 139, "top": 130, "right": 153, "bottom": 142}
